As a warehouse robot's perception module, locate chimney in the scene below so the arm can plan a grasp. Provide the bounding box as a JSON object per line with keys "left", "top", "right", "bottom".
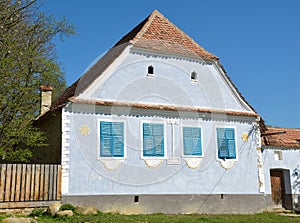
{"left": 40, "top": 86, "right": 53, "bottom": 115}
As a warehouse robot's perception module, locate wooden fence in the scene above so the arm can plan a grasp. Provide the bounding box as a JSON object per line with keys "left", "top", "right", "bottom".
{"left": 0, "top": 164, "right": 61, "bottom": 208}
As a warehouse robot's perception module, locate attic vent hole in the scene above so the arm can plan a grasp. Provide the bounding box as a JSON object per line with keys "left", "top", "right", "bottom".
{"left": 134, "top": 196, "right": 139, "bottom": 203}
{"left": 148, "top": 66, "right": 154, "bottom": 75}
{"left": 191, "top": 71, "right": 197, "bottom": 82}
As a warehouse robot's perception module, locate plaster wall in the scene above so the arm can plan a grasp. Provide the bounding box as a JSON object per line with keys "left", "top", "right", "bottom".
{"left": 80, "top": 48, "right": 251, "bottom": 112}
{"left": 263, "top": 149, "right": 300, "bottom": 195}
{"left": 62, "top": 105, "right": 260, "bottom": 196}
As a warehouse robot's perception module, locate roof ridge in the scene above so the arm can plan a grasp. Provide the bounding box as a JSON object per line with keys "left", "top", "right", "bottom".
{"left": 129, "top": 10, "right": 218, "bottom": 60}
{"left": 130, "top": 10, "right": 159, "bottom": 44}
{"left": 266, "top": 126, "right": 300, "bottom": 130}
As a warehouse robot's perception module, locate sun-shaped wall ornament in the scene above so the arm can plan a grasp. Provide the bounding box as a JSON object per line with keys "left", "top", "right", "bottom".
{"left": 242, "top": 133, "right": 249, "bottom": 142}
{"left": 80, "top": 125, "right": 90, "bottom": 136}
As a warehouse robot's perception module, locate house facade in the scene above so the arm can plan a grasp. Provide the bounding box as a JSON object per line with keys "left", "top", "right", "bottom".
{"left": 262, "top": 127, "right": 300, "bottom": 211}
{"left": 36, "top": 10, "right": 297, "bottom": 214}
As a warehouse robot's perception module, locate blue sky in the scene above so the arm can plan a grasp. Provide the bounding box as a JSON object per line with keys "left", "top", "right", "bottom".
{"left": 42, "top": 0, "right": 300, "bottom": 128}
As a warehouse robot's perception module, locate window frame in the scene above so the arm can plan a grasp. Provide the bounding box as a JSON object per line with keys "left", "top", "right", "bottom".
{"left": 140, "top": 120, "right": 167, "bottom": 159}
{"left": 215, "top": 126, "right": 238, "bottom": 161}
{"left": 97, "top": 118, "right": 126, "bottom": 160}
{"left": 181, "top": 126, "right": 203, "bottom": 158}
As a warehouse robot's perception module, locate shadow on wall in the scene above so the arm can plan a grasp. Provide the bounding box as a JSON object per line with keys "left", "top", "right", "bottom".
{"left": 292, "top": 166, "right": 300, "bottom": 193}
{"left": 292, "top": 166, "right": 300, "bottom": 212}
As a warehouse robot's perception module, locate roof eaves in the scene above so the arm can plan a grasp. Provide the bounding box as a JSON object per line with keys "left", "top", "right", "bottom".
{"left": 69, "top": 97, "right": 259, "bottom": 118}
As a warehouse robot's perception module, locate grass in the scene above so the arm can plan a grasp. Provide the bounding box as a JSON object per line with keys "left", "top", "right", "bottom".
{"left": 0, "top": 212, "right": 299, "bottom": 223}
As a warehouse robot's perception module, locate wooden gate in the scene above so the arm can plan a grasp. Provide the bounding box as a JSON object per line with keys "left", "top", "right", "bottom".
{"left": 0, "top": 164, "right": 61, "bottom": 208}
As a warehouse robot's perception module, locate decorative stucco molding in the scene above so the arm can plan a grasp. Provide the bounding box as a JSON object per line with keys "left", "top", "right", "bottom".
{"left": 80, "top": 125, "right": 90, "bottom": 136}
{"left": 218, "top": 159, "right": 236, "bottom": 170}
{"left": 61, "top": 108, "right": 71, "bottom": 194}
{"left": 242, "top": 133, "right": 249, "bottom": 142}
{"left": 252, "top": 121, "right": 265, "bottom": 193}
{"left": 144, "top": 159, "right": 164, "bottom": 169}
{"left": 184, "top": 157, "right": 203, "bottom": 169}
{"left": 101, "top": 159, "right": 123, "bottom": 170}
{"left": 257, "top": 147, "right": 265, "bottom": 193}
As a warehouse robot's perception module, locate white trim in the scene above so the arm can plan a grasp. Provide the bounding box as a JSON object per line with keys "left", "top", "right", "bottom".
{"left": 140, "top": 120, "right": 167, "bottom": 160}
{"left": 61, "top": 108, "right": 70, "bottom": 194}
{"left": 97, "top": 118, "right": 127, "bottom": 160}
{"left": 181, "top": 124, "right": 204, "bottom": 158}
{"left": 215, "top": 126, "right": 238, "bottom": 162}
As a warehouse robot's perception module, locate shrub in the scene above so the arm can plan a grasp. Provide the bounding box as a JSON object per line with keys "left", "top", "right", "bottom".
{"left": 29, "top": 208, "right": 46, "bottom": 217}
{"left": 59, "top": 203, "right": 76, "bottom": 211}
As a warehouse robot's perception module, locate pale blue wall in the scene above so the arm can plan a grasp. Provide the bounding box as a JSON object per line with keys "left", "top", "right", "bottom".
{"left": 63, "top": 104, "right": 260, "bottom": 196}
{"left": 79, "top": 49, "right": 251, "bottom": 112}
{"left": 263, "top": 149, "right": 300, "bottom": 195}
{"left": 63, "top": 48, "right": 260, "bottom": 196}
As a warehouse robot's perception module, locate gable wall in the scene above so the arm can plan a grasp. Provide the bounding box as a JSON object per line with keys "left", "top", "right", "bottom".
{"left": 79, "top": 48, "right": 252, "bottom": 113}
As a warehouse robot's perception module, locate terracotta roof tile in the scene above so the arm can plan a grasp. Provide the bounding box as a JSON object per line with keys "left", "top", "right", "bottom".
{"left": 46, "top": 10, "right": 256, "bottom": 120}
{"left": 262, "top": 126, "right": 300, "bottom": 149}
{"left": 129, "top": 10, "right": 218, "bottom": 60}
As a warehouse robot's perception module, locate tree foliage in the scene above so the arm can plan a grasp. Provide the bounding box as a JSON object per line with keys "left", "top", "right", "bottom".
{"left": 0, "top": 0, "right": 75, "bottom": 162}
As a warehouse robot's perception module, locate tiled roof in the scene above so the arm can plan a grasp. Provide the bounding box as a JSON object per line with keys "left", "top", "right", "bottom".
{"left": 262, "top": 126, "right": 300, "bottom": 149}
{"left": 124, "top": 10, "right": 218, "bottom": 60}
{"left": 47, "top": 10, "right": 257, "bottom": 120}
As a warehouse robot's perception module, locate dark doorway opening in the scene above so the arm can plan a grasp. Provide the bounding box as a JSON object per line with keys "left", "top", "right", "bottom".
{"left": 270, "top": 169, "right": 293, "bottom": 210}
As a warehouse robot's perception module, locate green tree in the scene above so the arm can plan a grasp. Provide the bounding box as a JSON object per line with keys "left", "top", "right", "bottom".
{"left": 0, "top": 0, "right": 75, "bottom": 162}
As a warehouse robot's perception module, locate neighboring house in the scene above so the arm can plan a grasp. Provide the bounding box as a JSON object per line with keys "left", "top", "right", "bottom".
{"left": 35, "top": 10, "right": 298, "bottom": 214}
{"left": 262, "top": 127, "right": 300, "bottom": 211}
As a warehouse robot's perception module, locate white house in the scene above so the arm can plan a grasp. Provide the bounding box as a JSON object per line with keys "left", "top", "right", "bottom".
{"left": 262, "top": 127, "right": 300, "bottom": 211}
{"left": 36, "top": 10, "right": 298, "bottom": 214}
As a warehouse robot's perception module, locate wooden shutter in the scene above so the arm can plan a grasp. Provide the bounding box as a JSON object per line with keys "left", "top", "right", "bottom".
{"left": 226, "top": 128, "right": 236, "bottom": 159}
{"left": 183, "top": 127, "right": 202, "bottom": 156}
{"left": 143, "top": 123, "right": 164, "bottom": 157}
{"left": 100, "top": 122, "right": 112, "bottom": 157}
{"left": 217, "top": 128, "right": 236, "bottom": 159}
{"left": 112, "top": 122, "right": 124, "bottom": 157}
{"left": 100, "top": 121, "right": 124, "bottom": 157}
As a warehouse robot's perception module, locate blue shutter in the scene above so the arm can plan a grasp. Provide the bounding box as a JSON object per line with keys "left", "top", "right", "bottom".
{"left": 183, "top": 127, "right": 202, "bottom": 156}
{"left": 100, "top": 122, "right": 112, "bottom": 157}
{"left": 143, "top": 123, "right": 151, "bottom": 136}
{"left": 100, "top": 121, "right": 124, "bottom": 157}
{"left": 101, "top": 136, "right": 112, "bottom": 157}
{"left": 217, "top": 128, "right": 236, "bottom": 159}
{"left": 227, "top": 140, "right": 236, "bottom": 159}
{"left": 225, "top": 128, "right": 236, "bottom": 159}
{"left": 143, "top": 123, "right": 164, "bottom": 157}
{"left": 153, "top": 124, "right": 164, "bottom": 156}
{"left": 154, "top": 137, "right": 164, "bottom": 156}
{"left": 143, "top": 136, "right": 153, "bottom": 156}
{"left": 193, "top": 128, "right": 202, "bottom": 156}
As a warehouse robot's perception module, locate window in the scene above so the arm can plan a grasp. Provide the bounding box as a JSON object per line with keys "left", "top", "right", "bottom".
{"left": 183, "top": 127, "right": 202, "bottom": 156}
{"left": 274, "top": 151, "right": 283, "bottom": 160}
{"left": 100, "top": 121, "right": 124, "bottom": 157}
{"left": 143, "top": 123, "right": 164, "bottom": 157}
{"left": 148, "top": 65, "right": 154, "bottom": 75}
{"left": 217, "top": 128, "right": 236, "bottom": 159}
{"left": 191, "top": 71, "right": 197, "bottom": 82}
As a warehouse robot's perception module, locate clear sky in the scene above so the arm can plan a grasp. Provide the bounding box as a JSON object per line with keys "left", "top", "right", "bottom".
{"left": 41, "top": 0, "right": 300, "bottom": 128}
